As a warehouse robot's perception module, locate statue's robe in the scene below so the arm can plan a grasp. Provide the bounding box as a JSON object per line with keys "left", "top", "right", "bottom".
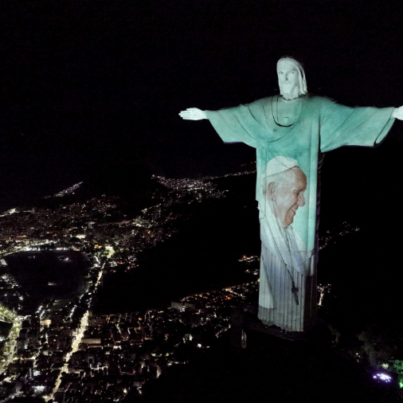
{"left": 206, "top": 95, "right": 395, "bottom": 332}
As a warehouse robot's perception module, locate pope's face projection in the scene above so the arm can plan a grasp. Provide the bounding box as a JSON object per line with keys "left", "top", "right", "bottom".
{"left": 267, "top": 167, "right": 307, "bottom": 227}
{"left": 277, "top": 60, "right": 300, "bottom": 99}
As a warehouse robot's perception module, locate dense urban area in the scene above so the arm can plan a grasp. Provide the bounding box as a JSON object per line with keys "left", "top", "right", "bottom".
{"left": 0, "top": 172, "right": 256, "bottom": 401}
{"left": 0, "top": 171, "right": 399, "bottom": 402}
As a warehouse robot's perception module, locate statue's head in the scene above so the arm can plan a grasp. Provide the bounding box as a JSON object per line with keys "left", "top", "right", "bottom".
{"left": 263, "top": 156, "right": 307, "bottom": 227}
{"left": 277, "top": 57, "right": 307, "bottom": 100}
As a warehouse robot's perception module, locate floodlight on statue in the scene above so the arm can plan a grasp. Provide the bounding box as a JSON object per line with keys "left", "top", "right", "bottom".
{"left": 179, "top": 57, "right": 403, "bottom": 332}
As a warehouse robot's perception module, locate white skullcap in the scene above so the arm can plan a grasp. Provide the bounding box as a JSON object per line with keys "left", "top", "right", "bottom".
{"left": 264, "top": 156, "right": 299, "bottom": 178}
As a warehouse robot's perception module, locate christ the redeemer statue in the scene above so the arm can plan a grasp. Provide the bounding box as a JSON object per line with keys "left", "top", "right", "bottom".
{"left": 179, "top": 57, "right": 403, "bottom": 332}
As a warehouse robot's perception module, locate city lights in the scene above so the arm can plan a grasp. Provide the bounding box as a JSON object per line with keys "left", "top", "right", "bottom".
{"left": 373, "top": 373, "right": 392, "bottom": 383}
{"left": 0, "top": 172, "right": 374, "bottom": 401}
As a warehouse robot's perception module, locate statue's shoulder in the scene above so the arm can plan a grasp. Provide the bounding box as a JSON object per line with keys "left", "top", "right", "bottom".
{"left": 247, "top": 96, "right": 272, "bottom": 105}
{"left": 303, "top": 95, "right": 337, "bottom": 114}
{"left": 305, "top": 94, "right": 335, "bottom": 105}
{"left": 247, "top": 96, "right": 273, "bottom": 110}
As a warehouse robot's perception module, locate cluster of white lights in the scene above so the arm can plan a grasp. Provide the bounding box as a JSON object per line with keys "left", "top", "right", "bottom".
{"left": 373, "top": 373, "right": 392, "bottom": 383}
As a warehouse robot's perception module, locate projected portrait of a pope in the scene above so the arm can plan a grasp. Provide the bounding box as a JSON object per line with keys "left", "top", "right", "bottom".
{"left": 260, "top": 156, "right": 311, "bottom": 331}
{"left": 180, "top": 56, "right": 403, "bottom": 332}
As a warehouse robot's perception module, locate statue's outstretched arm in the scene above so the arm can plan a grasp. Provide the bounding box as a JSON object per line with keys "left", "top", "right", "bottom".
{"left": 179, "top": 108, "right": 207, "bottom": 120}
{"left": 392, "top": 106, "right": 403, "bottom": 120}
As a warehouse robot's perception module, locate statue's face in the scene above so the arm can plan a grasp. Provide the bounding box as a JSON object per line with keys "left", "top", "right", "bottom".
{"left": 269, "top": 168, "right": 307, "bottom": 226}
{"left": 277, "top": 60, "right": 300, "bottom": 99}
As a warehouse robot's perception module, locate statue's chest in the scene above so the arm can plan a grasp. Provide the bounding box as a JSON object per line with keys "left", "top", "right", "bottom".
{"left": 274, "top": 100, "right": 300, "bottom": 126}
{"left": 260, "top": 98, "right": 320, "bottom": 153}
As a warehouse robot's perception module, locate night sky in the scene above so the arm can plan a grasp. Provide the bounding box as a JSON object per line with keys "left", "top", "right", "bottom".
{"left": 1, "top": 0, "right": 403, "bottom": 219}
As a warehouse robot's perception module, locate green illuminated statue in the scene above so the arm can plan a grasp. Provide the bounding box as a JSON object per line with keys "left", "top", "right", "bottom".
{"left": 180, "top": 57, "right": 403, "bottom": 332}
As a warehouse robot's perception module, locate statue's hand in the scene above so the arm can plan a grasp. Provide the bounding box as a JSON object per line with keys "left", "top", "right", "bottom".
{"left": 392, "top": 106, "right": 403, "bottom": 120}
{"left": 179, "top": 108, "right": 207, "bottom": 120}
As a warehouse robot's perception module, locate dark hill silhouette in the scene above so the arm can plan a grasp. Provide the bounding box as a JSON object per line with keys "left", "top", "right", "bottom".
{"left": 125, "top": 321, "right": 400, "bottom": 403}
{"left": 27, "top": 161, "right": 165, "bottom": 217}
{"left": 93, "top": 174, "right": 260, "bottom": 314}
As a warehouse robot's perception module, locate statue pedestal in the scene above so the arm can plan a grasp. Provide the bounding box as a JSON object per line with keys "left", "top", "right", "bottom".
{"left": 230, "top": 303, "right": 328, "bottom": 348}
